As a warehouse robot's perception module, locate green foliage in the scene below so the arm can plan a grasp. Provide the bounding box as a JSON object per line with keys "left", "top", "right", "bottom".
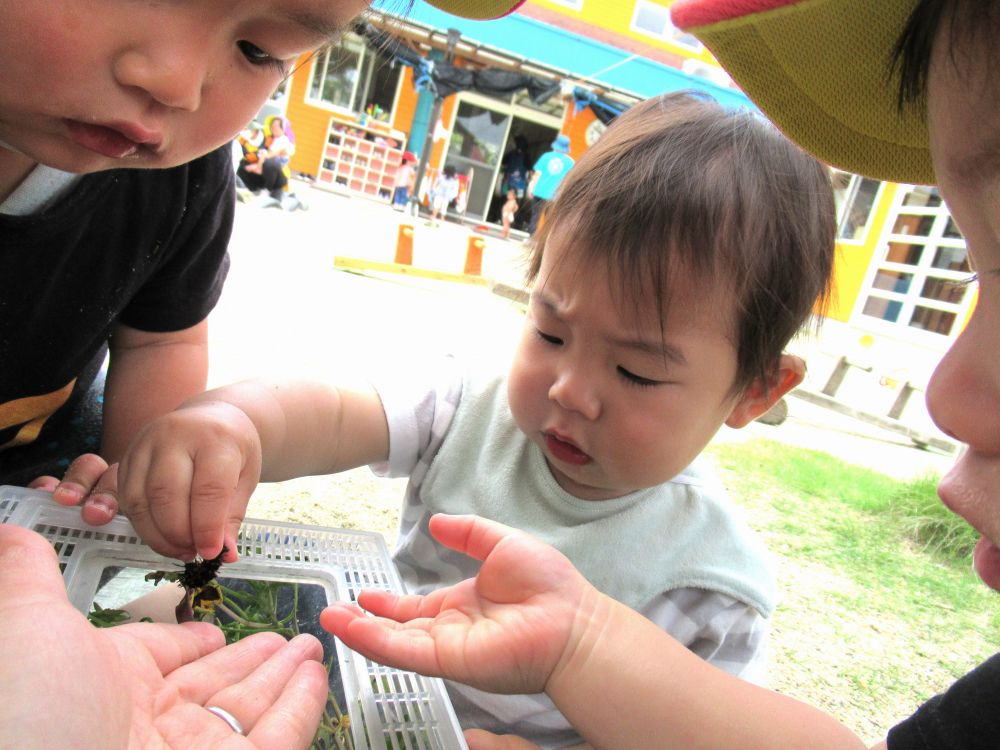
{"left": 707, "top": 438, "right": 1000, "bottom": 742}
{"left": 888, "top": 474, "right": 980, "bottom": 561}
{"left": 87, "top": 602, "right": 133, "bottom": 628}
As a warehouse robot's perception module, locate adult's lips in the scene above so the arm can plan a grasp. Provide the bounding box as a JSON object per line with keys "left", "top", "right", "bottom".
{"left": 973, "top": 536, "right": 1000, "bottom": 593}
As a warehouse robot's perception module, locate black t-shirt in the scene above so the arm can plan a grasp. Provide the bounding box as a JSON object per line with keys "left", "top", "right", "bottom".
{"left": 0, "top": 144, "right": 233, "bottom": 484}
{"left": 887, "top": 653, "right": 1000, "bottom": 749}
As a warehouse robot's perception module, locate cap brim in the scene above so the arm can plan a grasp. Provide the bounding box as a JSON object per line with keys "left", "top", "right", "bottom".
{"left": 424, "top": 0, "right": 525, "bottom": 20}
{"left": 672, "top": 0, "right": 934, "bottom": 185}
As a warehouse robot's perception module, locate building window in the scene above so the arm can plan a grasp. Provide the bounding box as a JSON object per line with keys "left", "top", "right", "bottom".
{"left": 855, "top": 185, "right": 971, "bottom": 339}
{"left": 307, "top": 34, "right": 400, "bottom": 117}
{"left": 832, "top": 170, "right": 881, "bottom": 242}
{"left": 631, "top": 1, "right": 704, "bottom": 51}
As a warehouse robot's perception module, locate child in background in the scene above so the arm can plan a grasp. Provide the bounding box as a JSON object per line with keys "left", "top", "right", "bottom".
{"left": 392, "top": 152, "right": 417, "bottom": 211}
{"left": 500, "top": 188, "right": 519, "bottom": 239}
{"left": 428, "top": 164, "right": 460, "bottom": 225}
{"left": 322, "top": 2, "right": 1000, "bottom": 749}
{"left": 108, "top": 92, "right": 835, "bottom": 747}
{"left": 3, "top": 0, "right": 521, "bottom": 519}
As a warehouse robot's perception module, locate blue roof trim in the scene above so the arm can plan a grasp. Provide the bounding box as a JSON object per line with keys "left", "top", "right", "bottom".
{"left": 373, "top": 0, "right": 755, "bottom": 110}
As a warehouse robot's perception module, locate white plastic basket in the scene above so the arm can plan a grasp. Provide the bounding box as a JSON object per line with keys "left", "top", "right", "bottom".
{"left": 0, "top": 485, "right": 467, "bottom": 750}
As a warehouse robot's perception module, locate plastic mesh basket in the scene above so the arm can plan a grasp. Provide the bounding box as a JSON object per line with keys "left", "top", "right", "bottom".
{"left": 0, "top": 485, "right": 466, "bottom": 750}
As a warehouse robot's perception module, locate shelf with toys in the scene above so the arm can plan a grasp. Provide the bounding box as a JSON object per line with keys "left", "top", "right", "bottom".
{"left": 316, "top": 112, "right": 407, "bottom": 202}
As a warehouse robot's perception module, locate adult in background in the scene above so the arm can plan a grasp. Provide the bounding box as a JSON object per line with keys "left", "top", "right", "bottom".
{"left": 526, "top": 134, "right": 574, "bottom": 233}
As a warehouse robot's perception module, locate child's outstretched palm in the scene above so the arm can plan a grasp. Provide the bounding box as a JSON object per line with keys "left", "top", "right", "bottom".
{"left": 321, "top": 514, "right": 592, "bottom": 696}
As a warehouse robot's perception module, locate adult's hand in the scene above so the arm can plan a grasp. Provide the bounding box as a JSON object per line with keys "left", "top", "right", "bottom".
{"left": 0, "top": 524, "right": 328, "bottom": 749}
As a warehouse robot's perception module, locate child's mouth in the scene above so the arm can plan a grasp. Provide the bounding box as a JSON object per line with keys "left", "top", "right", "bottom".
{"left": 64, "top": 120, "right": 154, "bottom": 159}
{"left": 544, "top": 432, "right": 591, "bottom": 466}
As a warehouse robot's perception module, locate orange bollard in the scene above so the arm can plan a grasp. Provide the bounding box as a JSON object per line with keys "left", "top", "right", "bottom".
{"left": 464, "top": 235, "right": 485, "bottom": 276}
{"left": 395, "top": 224, "right": 414, "bottom": 265}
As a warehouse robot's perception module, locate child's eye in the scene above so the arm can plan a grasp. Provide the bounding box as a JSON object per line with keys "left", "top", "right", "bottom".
{"left": 617, "top": 366, "right": 662, "bottom": 387}
{"left": 535, "top": 329, "right": 563, "bottom": 346}
{"left": 237, "top": 40, "right": 289, "bottom": 74}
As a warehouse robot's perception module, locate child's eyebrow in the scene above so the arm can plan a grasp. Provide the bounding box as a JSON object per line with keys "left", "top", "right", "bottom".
{"left": 611, "top": 335, "right": 687, "bottom": 366}
{"left": 281, "top": 10, "right": 349, "bottom": 42}
{"left": 532, "top": 290, "right": 687, "bottom": 366}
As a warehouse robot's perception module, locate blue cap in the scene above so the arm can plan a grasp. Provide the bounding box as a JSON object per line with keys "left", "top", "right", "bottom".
{"left": 551, "top": 134, "right": 571, "bottom": 153}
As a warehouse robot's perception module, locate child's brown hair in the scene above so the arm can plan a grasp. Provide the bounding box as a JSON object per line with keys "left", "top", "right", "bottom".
{"left": 527, "top": 91, "right": 836, "bottom": 395}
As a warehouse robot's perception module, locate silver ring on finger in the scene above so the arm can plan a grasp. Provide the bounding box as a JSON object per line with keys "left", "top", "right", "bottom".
{"left": 205, "top": 705, "right": 245, "bottom": 735}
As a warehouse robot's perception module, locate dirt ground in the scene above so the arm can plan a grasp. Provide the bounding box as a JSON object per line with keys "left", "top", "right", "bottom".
{"left": 247, "top": 468, "right": 404, "bottom": 543}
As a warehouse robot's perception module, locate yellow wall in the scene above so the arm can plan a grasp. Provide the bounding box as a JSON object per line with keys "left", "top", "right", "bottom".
{"left": 530, "top": 0, "right": 718, "bottom": 65}
{"left": 824, "top": 183, "right": 901, "bottom": 322}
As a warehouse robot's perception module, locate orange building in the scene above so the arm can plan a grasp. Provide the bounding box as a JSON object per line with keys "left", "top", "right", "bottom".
{"left": 272, "top": 0, "right": 974, "bottom": 387}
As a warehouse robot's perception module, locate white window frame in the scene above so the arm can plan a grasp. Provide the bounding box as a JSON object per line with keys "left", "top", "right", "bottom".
{"left": 851, "top": 185, "right": 973, "bottom": 344}
{"left": 832, "top": 170, "right": 884, "bottom": 245}
{"left": 305, "top": 33, "right": 383, "bottom": 116}
{"left": 631, "top": 0, "right": 704, "bottom": 52}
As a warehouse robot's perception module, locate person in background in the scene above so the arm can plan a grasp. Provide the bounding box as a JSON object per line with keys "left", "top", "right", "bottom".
{"left": 428, "top": 164, "right": 460, "bottom": 226}
{"left": 500, "top": 188, "right": 519, "bottom": 239}
{"left": 234, "top": 120, "right": 265, "bottom": 203}
{"left": 321, "top": 1, "right": 1000, "bottom": 748}
{"left": 237, "top": 115, "right": 295, "bottom": 206}
{"left": 392, "top": 151, "right": 417, "bottom": 211}
{"left": 103, "top": 91, "right": 835, "bottom": 748}
{"left": 526, "top": 133, "right": 574, "bottom": 233}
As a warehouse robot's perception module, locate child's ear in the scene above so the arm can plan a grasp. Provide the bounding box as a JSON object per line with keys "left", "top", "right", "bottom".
{"left": 724, "top": 354, "right": 806, "bottom": 429}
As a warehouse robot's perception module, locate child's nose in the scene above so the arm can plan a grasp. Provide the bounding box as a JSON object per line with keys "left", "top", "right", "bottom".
{"left": 113, "top": 43, "right": 206, "bottom": 112}
{"left": 548, "top": 369, "right": 601, "bottom": 421}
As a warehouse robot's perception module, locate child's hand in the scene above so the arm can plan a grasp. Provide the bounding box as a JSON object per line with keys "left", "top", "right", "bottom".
{"left": 320, "top": 514, "right": 597, "bottom": 696}
{"left": 464, "top": 729, "right": 545, "bottom": 750}
{"left": 40, "top": 453, "right": 122, "bottom": 526}
{"left": 116, "top": 401, "right": 262, "bottom": 562}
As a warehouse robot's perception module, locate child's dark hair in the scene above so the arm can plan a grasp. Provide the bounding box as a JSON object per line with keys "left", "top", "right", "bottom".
{"left": 443, "top": 165, "right": 457, "bottom": 178}
{"left": 526, "top": 92, "right": 835, "bottom": 396}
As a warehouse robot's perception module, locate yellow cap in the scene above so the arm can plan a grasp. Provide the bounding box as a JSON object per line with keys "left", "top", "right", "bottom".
{"left": 671, "top": 0, "right": 933, "bottom": 185}
{"left": 425, "top": 0, "right": 525, "bottom": 20}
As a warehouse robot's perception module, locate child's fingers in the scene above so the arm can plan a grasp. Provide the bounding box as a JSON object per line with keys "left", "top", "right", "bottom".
{"left": 355, "top": 589, "right": 432, "bottom": 621}
{"left": 51, "top": 453, "right": 110, "bottom": 507}
{"left": 465, "top": 729, "right": 545, "bottom": 750}
{"left": 119, "top": 448, "right": 195, "bottom": 560}
{"left": 141, "top": 444, "right": 198, "bottom": 556}
{"left": 188, "top": 446, "right": 245, "bottom": 560}
{"left": 27, "top": 475, "right": 60, "bottom": 493}
{"left": 320, "top": 604, "right": 443, "bottom": 675}
{"left": 80, "top": 462, "right": 121, "bottom": 526}
{"left": 428, "top": 514, "right": 520, "bottom": 562}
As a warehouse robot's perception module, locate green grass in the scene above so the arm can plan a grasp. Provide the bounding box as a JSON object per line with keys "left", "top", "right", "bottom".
{"left": 706, "top": 438, "right": 1000, "bottom": 743}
